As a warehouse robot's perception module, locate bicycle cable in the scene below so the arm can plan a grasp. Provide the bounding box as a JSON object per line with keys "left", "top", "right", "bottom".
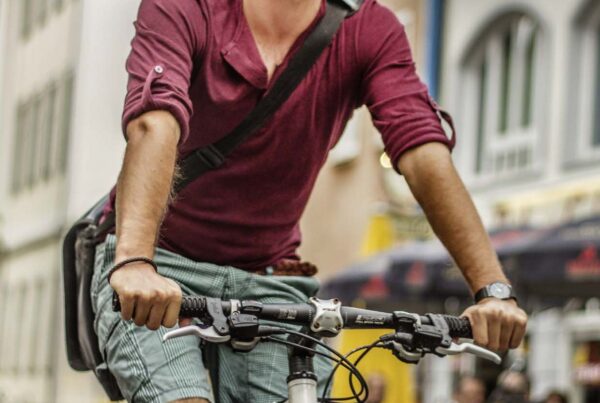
{"left": 282, "top": 328, "right": 370, "bottom": 402}
{"left": 262, "top": 327, "right": 369, "bottom": 403}
{"left": 266, "top": 336, "right": 363, "bottom": 403}
{"left": 321, "top": 344, "right": 371, "bottom": 401}
{"left": 265, "top": 336, "right": 359, "bottom": 377}
{"left": 321, "top": 339, "right": 385, "bottom": 402}
{"left": 346, "top": 339, "right": 387, "bottom": 402}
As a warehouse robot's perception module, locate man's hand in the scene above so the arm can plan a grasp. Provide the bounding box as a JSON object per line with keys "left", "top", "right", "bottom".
{"left": 110, "top": 262, "right": 182, "bottom": 330}
{"left": 462, "top": 299, "right": 527, "bottom": 351}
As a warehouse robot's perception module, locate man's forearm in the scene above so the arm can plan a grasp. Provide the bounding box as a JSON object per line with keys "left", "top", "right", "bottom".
{"left": 115, "top": 111, "right": 180, "bottom": 261}
{"left": 398, "top": 142, "right": 508, "bottom": 293}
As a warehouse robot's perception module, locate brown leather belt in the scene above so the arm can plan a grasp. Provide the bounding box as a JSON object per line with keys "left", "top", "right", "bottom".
{"left": 254, "top": 260, "right": 318, "bottom": 277}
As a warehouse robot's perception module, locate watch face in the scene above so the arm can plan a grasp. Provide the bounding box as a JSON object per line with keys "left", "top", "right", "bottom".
{"left": 490, "top": 282, "right": 511, "bottom": 299}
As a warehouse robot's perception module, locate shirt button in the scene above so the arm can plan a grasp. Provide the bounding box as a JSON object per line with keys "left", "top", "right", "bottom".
{"left": 154, "top": 65, "right": 164, "bottom": 74}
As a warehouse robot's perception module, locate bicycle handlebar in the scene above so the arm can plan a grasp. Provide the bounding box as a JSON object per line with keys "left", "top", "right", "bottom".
{"left": 176, "top": 295, "right": 472, "bottom": 338}
{"left": 112, "top": 293, "right": 500, "bottom": 364}
{"left": 113, "top": 294, "right": 471, "bottom": 338}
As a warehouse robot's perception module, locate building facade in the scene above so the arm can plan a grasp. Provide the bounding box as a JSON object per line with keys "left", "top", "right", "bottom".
{"left": 0, "top": 0, "right": 138, "bottom": 401}
{"left": 440, "top": 0, "right": 600, "bottom": 401}
{"left": 443, "top": 0, "right": 600, "bottom": 228}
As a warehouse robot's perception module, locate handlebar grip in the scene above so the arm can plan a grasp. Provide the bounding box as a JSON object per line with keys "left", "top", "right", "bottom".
{"left": 112, "top": 291, "right": 213, "bottom": 318}
{"left": 112, "top": 293, "right": 210, "bottom": 318}
{"left": 112, "top": 291, "right": 121, "bottom": 312}
{"left": 179, "top": 296, "right": 209, "bottom": 318}
{"left": 442, "top": 315, "right": 472, "bottom": 339}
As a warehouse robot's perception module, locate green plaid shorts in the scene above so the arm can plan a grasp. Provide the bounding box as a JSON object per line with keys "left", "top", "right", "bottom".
{"left": 91, "top": 234, "right": 331, "bottom": 403}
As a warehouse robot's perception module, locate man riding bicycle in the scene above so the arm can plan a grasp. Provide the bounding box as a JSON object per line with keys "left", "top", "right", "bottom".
{"left": 92, "top": 0, "right": 528, "bottom": 402}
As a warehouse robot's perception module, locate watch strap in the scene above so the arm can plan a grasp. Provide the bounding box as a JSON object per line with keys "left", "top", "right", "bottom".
{"left": 474, "top": 282, "right": 516, "bottom": 303}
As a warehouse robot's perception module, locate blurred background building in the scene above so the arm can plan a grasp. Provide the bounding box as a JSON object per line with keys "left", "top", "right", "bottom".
{"left": 306, "top": 0, "right": 600, "bottom": 402}
{"left": 0, "top": 0, "right": 136, "bottom": 401}
{"left": 0, "top": 0, "right": 599, "bottom": 402}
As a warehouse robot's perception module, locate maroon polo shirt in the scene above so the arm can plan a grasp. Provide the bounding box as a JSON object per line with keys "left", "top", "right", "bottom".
{"left": 104, "top": 0, "right": 455, "bottom": 271}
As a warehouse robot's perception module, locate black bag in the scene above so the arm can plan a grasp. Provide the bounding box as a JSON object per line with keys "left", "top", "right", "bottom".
{"left": 61, "top": 0, "right": 361, "bottom": 400}
{"left": 62, "top": 194, "right": 123, "bottom": 400}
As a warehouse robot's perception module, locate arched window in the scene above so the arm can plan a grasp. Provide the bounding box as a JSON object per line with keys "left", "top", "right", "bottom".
{"left": 460, "top": 12, "right": 544, "bottom": 181}
{"left": 569, "top": 2, "right": 600, "bottom": 163}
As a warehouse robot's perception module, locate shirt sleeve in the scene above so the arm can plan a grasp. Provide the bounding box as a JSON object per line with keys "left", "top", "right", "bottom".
{"left": 357, "top": 1, "right": 456, "bottom": 173}
{"left": 122, "top": 0, "right": 206, "bottom": 142}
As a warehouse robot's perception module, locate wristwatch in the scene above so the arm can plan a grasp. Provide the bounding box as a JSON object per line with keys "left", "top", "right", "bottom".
{"left": 474, "top": 282, "right": 517, "bottom": 303}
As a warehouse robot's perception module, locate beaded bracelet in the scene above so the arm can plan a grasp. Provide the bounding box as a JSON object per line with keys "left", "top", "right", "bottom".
{"left": 107, "top": 256, "right": 158, "bottom": 283}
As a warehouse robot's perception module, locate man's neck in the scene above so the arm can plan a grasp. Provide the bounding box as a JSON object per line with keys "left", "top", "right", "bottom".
{"left": 243, "top": 0, "right": 322, "bottom": 43}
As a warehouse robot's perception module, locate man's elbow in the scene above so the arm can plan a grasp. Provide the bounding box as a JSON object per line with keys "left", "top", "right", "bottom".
{"left": 397, "top": 141, "right": 454, "bottom": 180}
{"left": 125, "top": 110, "right": 181, "bottom": 146}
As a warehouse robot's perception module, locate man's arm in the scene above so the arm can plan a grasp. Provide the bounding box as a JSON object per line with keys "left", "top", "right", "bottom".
{"left": 398, "top": 142, "right": 528, "bottom": 351}
{"left": 110, "top": 110, "right": 182, "bottom": 330}
{"left": 111, "top": 0, "right": 205, "bottom": 330}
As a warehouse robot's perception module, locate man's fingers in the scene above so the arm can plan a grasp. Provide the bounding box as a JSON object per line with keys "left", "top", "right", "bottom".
{"left": 163, "top": 299, "right": 182, "bottom": 328}
{"left": 498, "top": 316, "right": 515, "bottom": 351}
{"left": 179, "top": 317, "right": 192, "bottom": 327}
{"left": 509, "top": 315, "right": 527, "bottom": 349}
{"left": 119, "top": 293, "right": 135, "bottom": 321}
{"left": 468, "top": 312, "right": 488, "bottom": 347}
{"left": 162, "top": 280, "right": 182, "bottom": 328}
{"left": 147, "top": 302, "right": 168, "bottom": 330}
{"left": 133, "top": 296, "right": 152, "bottom": 326}
{"left": 487, "top": 312, "right": 501, "bottom": 351}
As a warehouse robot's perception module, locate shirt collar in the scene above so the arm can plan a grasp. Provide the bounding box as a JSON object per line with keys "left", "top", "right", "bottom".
{"left": 221, "top": 0, "right": 327, "bottom": 90}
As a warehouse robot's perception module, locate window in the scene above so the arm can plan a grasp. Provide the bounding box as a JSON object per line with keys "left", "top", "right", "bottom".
{"left": 461, "top": 13, "right": 543, "bottom": 181}
{"left": 19, "top": 284, "right": 35, "bottom": 374}
{"left": 20, "top": 0, "right": 71, "bottom": 41}
{"left": 0, "top": 285, "right": 12, "bottom": 374}
{"left": 42, "top": 83, "right": 58, "bottom": 180}
{"left": 11, "top": 104, "right": 26, "bottom": 193}
{"left": 27, "top": 280, "right": 45, "bottom": 373}
{"left": 27, "top": 96, "right": 42, "bottom": 187}
{"left": 51, "top": 0, "right": 64, "bottom": 11}
{"left": 13, "top": 284, "right": 26, "bottom": 373}
{"left": 11, "top": 98, "right": 37, "bottom": 193}
{"left": 569, "top": 3, "right": 600, "bottom": 163}
{"left": 43, "top": 273, "right": 60, "bottom": 374}
{"left": 21, "top": 0, "right": 33, "bottom": 39}
{"left": 58, "top": 72, "right": 75, "bottom": 173}
{"left": 36, "top": 0, "right": 48, "bottom": 26}
{"left": 10, "top": 72, "right": 75, "bottom": 194}
{"left": 0, "top": 284, "right": 8, "bottom": 374}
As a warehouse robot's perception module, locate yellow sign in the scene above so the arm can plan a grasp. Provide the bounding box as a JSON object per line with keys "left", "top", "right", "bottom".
{"left": 332, "top": 329, "right": 415, "bottom": 403}
{"left": 330, "top": 212, "right": 416, "bottom": 403}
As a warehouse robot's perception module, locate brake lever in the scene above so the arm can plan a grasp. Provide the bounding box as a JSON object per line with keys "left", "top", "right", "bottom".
{"left": 163, "top": 325, "right": 231, "bottom": 343}
{"left": 390, "top": 341, "right": 422, "bottom": 364}
{"left": 436, "top": 341, "right": 502, "bottom": 364}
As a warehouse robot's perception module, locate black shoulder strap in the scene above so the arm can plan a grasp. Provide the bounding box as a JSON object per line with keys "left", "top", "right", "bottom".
{"left": 174, "top": 0, "right": 358, "bottom": 193}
